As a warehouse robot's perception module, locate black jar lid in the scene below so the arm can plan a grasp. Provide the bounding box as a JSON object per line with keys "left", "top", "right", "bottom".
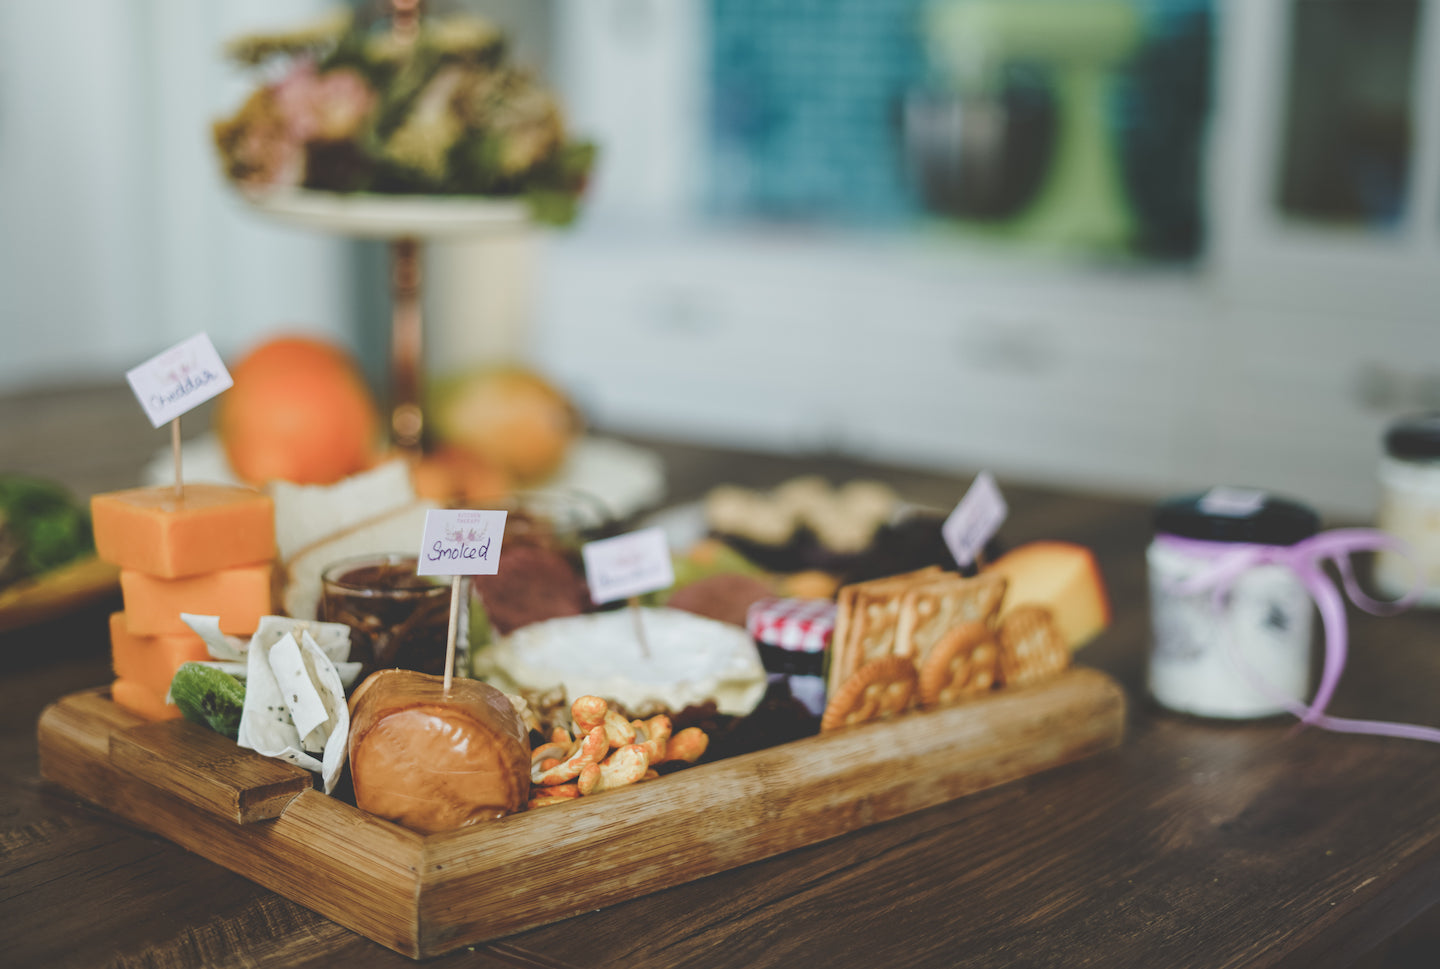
{"left": 1154, "top": 488, "right": 1319, "bottom": 546}
{"left": 1384, "top": 413, "right": 1440, "bottom": 461}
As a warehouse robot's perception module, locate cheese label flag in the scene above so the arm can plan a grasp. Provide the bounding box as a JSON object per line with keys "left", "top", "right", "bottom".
{"left": 125, "top": 333, "right": 234, "bottom": 428}
{"left": 582, "top": 527, "right": 675, "bottom": 605}
{"left": 418, "top": 509, "right": 508, "bottom": 576}
{"left": 942, "top": 471, "right": 1008, "bottom": 568}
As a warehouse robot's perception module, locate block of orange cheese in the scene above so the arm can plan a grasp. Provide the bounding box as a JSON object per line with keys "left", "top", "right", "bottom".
{"left": 983, "top": 541, "right": 1110, "bottom": 651}
{"left": 92, "top": 484, "right": 275, "bottom": 579}
{"left": 110, "top": 611, "right": 210, "bottom": 695}
{"left": 120, "top": 563, "right": 273, "bottom": 636}
{"left": 111, "top": 677, "right": 183, "bottom": 721}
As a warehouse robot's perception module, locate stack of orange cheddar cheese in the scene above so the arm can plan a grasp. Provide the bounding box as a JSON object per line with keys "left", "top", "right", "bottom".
{"left": 91, "top": 484, "right": 276, "bottom": 720}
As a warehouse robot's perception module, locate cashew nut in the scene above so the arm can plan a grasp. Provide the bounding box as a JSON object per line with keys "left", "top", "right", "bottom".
{"left": 577, "top": 744, "right": 650, "bottom": 795}
{"left": 532, "top": 725, "right": 608, "bottom": 786}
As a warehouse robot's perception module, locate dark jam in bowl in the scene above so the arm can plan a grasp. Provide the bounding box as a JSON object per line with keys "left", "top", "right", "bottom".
{"left": 320, "top": 555, "right": 454, "bottom": 677}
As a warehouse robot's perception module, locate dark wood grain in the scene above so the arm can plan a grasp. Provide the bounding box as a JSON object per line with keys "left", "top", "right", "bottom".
{"left": 3, "top": 384, "right": 1440, "bottom": 968}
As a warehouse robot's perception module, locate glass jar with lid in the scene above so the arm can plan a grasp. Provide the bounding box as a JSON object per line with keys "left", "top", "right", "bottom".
{"left": 1146, "top": 488, "right": 1319, "bottom": 719}
{"left": 1375, "top": 413, "right": 1440, "bottom": 606}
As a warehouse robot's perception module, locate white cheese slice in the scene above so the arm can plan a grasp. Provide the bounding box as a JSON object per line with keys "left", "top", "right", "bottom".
{"left": 250, "top": 615, "right": 353, "bottom": 665}
{"left": 182, "top": 614, "right": 360, "bottom": 688}
{"left": 181, "top": 613, "right": 246, "bottom": 661}
{"left": 270, "top": 633, "right": 330, "bottom": 743}
{"left": 236, "top": 627, "right": 351, "bottom": 793}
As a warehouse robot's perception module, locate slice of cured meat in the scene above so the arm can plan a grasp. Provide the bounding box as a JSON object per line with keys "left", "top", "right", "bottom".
{"left": 470, "top": 542, "right": 589, "bottom": 635}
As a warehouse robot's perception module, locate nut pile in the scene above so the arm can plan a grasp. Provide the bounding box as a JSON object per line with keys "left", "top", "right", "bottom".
{"left": 527, "top": 695, "right": 709, "bottom": 809}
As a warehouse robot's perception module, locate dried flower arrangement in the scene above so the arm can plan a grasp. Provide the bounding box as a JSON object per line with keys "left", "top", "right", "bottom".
{"left": 212, "top": 10, "right": 595, "bottom": 226}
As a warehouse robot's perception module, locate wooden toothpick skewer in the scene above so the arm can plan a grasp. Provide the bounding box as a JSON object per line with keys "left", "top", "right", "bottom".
{"left": 443, "top": 575, "right": 462, "bottom": 694}
{"left": 171, "top": 417, "right": 184, "bottom": 500}
{"left": 628, "top": 596, "right": 651, "bottom": 660}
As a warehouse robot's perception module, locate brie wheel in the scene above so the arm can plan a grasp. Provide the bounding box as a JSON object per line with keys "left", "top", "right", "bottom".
{"left": 475, "top": 607, "right": 767, "bottom": 718}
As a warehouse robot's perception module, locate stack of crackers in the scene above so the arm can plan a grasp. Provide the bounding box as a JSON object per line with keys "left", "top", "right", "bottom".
{"left": 820, "top": 567, "right": 1070, "bottom": 731}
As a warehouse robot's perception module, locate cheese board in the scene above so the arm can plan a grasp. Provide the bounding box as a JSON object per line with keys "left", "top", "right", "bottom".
{"left": 38, "top": 667, "right": 1125, "bottom": 960}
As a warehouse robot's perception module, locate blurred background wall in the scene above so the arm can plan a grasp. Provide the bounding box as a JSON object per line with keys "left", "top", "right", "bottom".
{"left": 3, "top": 0, "right": 1439, "bottom": 517}
{"left": 0, "top": 0, "right": 353, "bottom": 385}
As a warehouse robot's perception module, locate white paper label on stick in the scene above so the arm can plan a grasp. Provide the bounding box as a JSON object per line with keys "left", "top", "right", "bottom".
{"left": 417, "top": 509, "right": 508, "bottom": 576}
{"left": 582, "top": 526, "right": 675, "bottom": 605}
{"left": 942, "top": 471, "right": 1008, "bottom": 568}
{"left": 125, "top": 333, "right": 233, "bottom": 428}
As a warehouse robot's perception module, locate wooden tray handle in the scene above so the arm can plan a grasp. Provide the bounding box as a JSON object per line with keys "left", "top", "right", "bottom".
{"left": 109, "top": 719, "right": 313, "bottom": 825}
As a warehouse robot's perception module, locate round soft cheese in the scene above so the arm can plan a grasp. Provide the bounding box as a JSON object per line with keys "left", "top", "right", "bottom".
{"left": 475, "top": 607, "right": 767, "bottom": 719}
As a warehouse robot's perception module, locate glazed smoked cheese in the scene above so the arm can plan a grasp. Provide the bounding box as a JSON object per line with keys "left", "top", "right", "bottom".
{"left": 348, "top": 670, "right": 531, "bottom": 834}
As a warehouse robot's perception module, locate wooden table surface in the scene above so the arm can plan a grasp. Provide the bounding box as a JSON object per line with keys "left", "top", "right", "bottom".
{"left": 3, "top": 384, "right": 1439, "bottom": 969}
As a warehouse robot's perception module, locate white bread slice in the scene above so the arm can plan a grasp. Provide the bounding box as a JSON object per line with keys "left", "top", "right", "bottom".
{"left": 280, "top": 500, "right": 437, "bottom": 620}
{"left": 269, "top": 459, "right": 416, "bottom": 563}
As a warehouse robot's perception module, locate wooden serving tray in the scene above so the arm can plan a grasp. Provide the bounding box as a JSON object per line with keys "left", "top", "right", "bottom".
{"left": 37, "top": 668, "right": 1125, "bottom": 960}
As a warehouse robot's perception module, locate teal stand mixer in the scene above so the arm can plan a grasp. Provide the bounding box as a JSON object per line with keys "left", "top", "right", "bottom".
{"left": 922, "top": 0, "right": 1142, "bottom": 252}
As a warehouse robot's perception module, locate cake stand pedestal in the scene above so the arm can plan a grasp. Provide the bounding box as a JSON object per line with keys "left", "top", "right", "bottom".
{"left": 239, "top": 189, "right": 532, "bottom": 451}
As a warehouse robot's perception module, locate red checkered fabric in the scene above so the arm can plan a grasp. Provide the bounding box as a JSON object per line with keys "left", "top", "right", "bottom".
{"left": 745, "top": 596, "right": 835, "bottom": 653}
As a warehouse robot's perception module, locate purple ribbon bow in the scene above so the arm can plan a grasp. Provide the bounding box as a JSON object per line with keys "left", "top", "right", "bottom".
{"left": 1156, "top": 528, "right": 1439, "bottom": 744}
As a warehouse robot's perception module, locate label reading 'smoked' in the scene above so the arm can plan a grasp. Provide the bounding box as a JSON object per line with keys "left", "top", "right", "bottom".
{"left": 418, "top": 509, "right": 508, "bottom": 576}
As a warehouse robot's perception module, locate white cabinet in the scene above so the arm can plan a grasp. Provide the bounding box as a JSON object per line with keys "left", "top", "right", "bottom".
{"left": 536, "top": 222, "right": 1438, "bottom": 516}
{"left": 1179, "top": 307, "right": 1440, "bottom": 513}
{"left": 536, "top": 230, "right": 1218, "bottom": 498}
{"left": 535, "top": 232, "right": 868, "bottom": 447}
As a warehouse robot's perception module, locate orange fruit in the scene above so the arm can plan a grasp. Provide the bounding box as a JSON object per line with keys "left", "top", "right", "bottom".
{"left": 227, "top": 335, "right": 355, "bottom": 378}
{"left": 216, "top": 334, "right": 381, "bottom": 486}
